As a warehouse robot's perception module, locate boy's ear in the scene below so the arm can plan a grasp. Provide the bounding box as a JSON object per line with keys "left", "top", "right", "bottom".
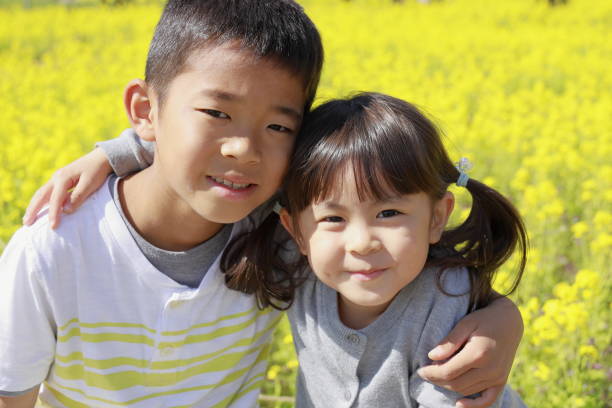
{"left": 429, "top": 191, "right": 454, "bottom": 244}
{"left": 124, "top": 79, "right": 156, "bottom": 142}
{"left": 279, "top": 208, "right": 308, "bottom": 255}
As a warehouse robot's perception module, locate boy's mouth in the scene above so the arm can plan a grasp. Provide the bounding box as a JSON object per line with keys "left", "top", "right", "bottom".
{"left": 209, "top": 176, "right": 253, "bottom": 191}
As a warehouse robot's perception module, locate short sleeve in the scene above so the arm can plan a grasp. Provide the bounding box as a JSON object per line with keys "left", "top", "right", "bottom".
{"left": 96, "top": 128, "right": 155, "bottom": 177}
{"left": 0, "top": 228, "right": 56, "bottom": 393}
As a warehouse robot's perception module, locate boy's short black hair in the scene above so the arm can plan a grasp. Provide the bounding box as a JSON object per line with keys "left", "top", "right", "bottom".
{"left": 145, "top": 0, "right": 324, "bottom": 111}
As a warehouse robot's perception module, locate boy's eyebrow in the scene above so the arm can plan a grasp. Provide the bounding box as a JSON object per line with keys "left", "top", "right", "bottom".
{"left": 275, "top": 105, "right": 303, "bottom": 123}
{"left": 200, "top": 89, "right": 238, "bottom": 101}
{"left": 200, "top": 89, "right": 302, "bottom": 122}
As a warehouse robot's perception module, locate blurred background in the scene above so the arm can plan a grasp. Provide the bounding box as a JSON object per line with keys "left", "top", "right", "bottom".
{"left": 0, "top": 0, "right": 610, "bottom": 406}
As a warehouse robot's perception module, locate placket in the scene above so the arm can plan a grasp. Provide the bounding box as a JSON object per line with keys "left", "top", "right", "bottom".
{"left": 340, "top": 329, "right": 367, "bottom": 408}
{"left": 150, "top": 289, "right": 199, "bottom": 368}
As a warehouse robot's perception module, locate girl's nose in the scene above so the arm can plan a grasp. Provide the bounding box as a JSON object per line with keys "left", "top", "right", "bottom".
{"left": 220, "top": 135, "right": 261, "bottom": 164}
{"left": 345, "top": 226, "right": 382, "bottom": 255}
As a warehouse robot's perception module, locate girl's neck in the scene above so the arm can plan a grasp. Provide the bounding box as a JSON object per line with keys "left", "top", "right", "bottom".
{"left": 337, "top": 294, "right": 392, "bottom": 330}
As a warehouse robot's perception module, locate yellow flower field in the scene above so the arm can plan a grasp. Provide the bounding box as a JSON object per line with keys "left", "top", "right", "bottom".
{"left": 0, "top": 0, "right": 610, "bottom": 407}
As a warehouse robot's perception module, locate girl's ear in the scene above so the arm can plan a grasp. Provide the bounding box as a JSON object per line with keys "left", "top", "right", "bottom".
{"left": 124, "top": 79, "right": 157, "bottom": 142}
{"left": 429, "top": 191, "right": 454, "bottom": 244}
{"left": 279, "top": 208, "right": 308, "bottom": 255}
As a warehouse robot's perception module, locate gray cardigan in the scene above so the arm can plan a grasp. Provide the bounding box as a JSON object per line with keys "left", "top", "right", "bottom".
{"left": 287, "top": 264, "right": 526, "bottom": 408}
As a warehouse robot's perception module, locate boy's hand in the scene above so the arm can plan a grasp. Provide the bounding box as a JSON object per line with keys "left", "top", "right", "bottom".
{"left": 22, "top": 148, "right": 112, "bottom": 229}
{"left": 417, "top": 296, "right": 523, "bottom": 408}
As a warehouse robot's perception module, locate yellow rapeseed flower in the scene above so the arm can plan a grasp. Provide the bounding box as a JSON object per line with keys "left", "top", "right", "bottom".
{"left": 534, "top": 362, "right": 551, "bottom": 381}
{"left": 571, "top": 221, "right": 589, "bottom": 239}
{"left": 578, "top": 345, "right": 598, "bottom": 359}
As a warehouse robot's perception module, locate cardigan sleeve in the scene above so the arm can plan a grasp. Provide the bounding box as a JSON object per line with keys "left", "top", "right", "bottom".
{"left": 96, "top": 128, "right": 155, "bottom": 177}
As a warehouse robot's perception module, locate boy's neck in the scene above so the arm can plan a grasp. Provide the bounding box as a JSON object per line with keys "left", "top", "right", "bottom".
{"left": 118, "top": 168, "right": 224, "bottom": 251}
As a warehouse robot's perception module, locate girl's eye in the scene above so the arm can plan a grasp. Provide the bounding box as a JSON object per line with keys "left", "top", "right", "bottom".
{"left": 322, "top": 216, "right": 344, "bottom": 223}
{"left": 377, "top": 209, "right": 401, "bottom": 218}
{"left": 268, "top": 124, "right": 292, "bottom": 133}
{"left": 199, "top": 109, "right": 230, "bottom": 119}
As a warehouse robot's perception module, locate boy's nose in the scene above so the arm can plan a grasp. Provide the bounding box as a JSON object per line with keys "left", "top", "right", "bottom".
{"left": 220, "top": 136, "right": 261, "bottom": 164}
{"left": 345, "top": 227, "right": 382, "bottom": 255}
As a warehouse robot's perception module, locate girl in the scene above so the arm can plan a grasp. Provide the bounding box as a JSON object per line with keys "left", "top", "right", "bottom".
{"left": 277, "top": 92, "right": 528, "bottom": 407}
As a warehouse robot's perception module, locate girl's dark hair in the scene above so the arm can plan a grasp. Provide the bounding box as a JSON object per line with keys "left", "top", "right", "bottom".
{"left": 280, "top": 92, "right": 528, "bottom": 310}
{"left": 146, "top": 0, "right": 323, "bottom": 112}
{"left": 220, "top": 200, "right": 304, "bottom": 310}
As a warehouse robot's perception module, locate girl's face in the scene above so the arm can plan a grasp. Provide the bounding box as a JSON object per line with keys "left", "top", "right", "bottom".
{"left": 281, "top": 170, "right": 454, "bottom": 324}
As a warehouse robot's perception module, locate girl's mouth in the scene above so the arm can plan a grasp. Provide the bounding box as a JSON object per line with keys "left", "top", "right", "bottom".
{"left": 348, "top": 269, "right": 386, "bottom": 281}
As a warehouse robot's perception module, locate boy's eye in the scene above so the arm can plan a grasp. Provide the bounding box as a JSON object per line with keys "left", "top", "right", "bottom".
{"left": 268, "top": 124, "right": 293, "bottom": 133}
{"left": 377, "top": 209, "right": 401, "bottom": 218}
{"left": 199, "top": 109, "right": 230, "bottom": 119}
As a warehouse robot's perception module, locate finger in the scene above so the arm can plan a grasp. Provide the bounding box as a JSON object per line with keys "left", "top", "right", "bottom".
{"left": 63, "top": 175, "right": 93, "bottom": 214}
{"left": 424, "top": 369, "right": 492, "bottom": 396}
{"left": 419, "top": 340, "right": 487, "bottom": 384}
{"left": 23, "top": 184, "right": 54, "bottom": 226}
{"left": 428, "top": 315, "right": 477, "bottom": 360}
{"left": 453, "top": 378, "right": 493, "bottom": 397}
{"left": 456, "top": 385, "right": 503, "bottom": 408}
{"left": 48, "top": 176, "right": 77, "bottom": 229}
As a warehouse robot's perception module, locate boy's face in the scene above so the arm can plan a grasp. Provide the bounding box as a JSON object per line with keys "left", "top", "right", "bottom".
{"left": 148, "top": 43, "right": 306, "bottom": 225}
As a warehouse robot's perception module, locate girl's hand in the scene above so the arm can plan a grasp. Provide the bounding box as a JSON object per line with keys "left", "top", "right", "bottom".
{"left": 22, "top": 148, "right": 112, "bottom": 229}
{"left": 417, "top": 296, "right": 523, "bottom": 408}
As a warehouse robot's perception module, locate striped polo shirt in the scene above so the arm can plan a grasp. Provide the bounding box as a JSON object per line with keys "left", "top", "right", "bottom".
{"left": 0, "top": 180, "right": 282, "bottom": 407}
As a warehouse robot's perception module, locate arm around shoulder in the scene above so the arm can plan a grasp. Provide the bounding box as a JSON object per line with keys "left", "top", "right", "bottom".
{"left": 0, "top": 388, "right": 39, "bottom": 408}
{"left": 0, "top": 387, "right": 38, "bottom": 408}
{"left": 418, "top": 293, "right": 524, "bottom": 406}
{"left": 95, "top": 128, "right": 155, "bottom": 177}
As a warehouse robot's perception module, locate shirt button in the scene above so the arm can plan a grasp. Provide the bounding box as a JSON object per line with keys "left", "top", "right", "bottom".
{"left": 160, "top": 346, "right": 175, "bottom": 357}
{"left": 347, "top": 333, "right": 360, "bottom": 344}
{"left": 344, "top": 390, "right": 352, "bottom": 401}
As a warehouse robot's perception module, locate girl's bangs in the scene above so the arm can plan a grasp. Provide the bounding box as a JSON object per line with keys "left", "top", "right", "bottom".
{"left": 286, "top": 92, "right": 446, "bottom": 214}
{"left": 301, "top": 118, "right": 431, "bottom": 206}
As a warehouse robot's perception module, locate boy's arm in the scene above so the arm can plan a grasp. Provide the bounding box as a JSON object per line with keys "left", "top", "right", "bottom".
{"left": 417, "top": 295, "right": 523, "bottom": 408}
{"left": 95, "top": 128, "right": 155, "bottom": 176}
{"left": 0, "top": 229, "right": 55, "bottom": 401}
{"left": 23, "top": 128, "right": 154, "bottom": 228}
{"left": 0, "top": 388, "right": 39, "bottom": 408}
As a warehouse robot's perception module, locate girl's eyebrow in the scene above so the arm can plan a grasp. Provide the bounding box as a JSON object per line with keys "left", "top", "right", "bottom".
{"left": 316, "top": 196, "right": 409, "bottom": 211}
{"left": 316, "top": 201, "right": 345, "bottom": 210}
{"left": 384, "top": 195, "right": 417, "bottom": 205}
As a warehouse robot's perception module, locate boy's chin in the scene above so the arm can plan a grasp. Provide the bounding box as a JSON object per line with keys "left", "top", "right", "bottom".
{"left": 194, "top": 206, "right": 255, "bottom": 225}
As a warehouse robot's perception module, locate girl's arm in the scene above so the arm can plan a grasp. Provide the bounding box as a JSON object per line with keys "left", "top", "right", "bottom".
{"left": 418, "top": 295, "right": 523, "bottom": 408}
{"left": 23, "top": 129, "right": 153, "bottom": 228}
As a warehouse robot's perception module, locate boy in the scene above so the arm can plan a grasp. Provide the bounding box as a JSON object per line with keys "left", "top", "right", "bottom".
{"left": 3, "top": 0, "right": 523, "bottom": 407}
{"left": 0, "top": 1, "right": 322, "bottom": 406}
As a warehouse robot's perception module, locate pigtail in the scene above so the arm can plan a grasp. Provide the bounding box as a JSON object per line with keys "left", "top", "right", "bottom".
{"left": 220, "top": 206, "right": 306, "bottom": 310}
{"left": 432, "top": 173, "right": 528, "bottom": 311}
